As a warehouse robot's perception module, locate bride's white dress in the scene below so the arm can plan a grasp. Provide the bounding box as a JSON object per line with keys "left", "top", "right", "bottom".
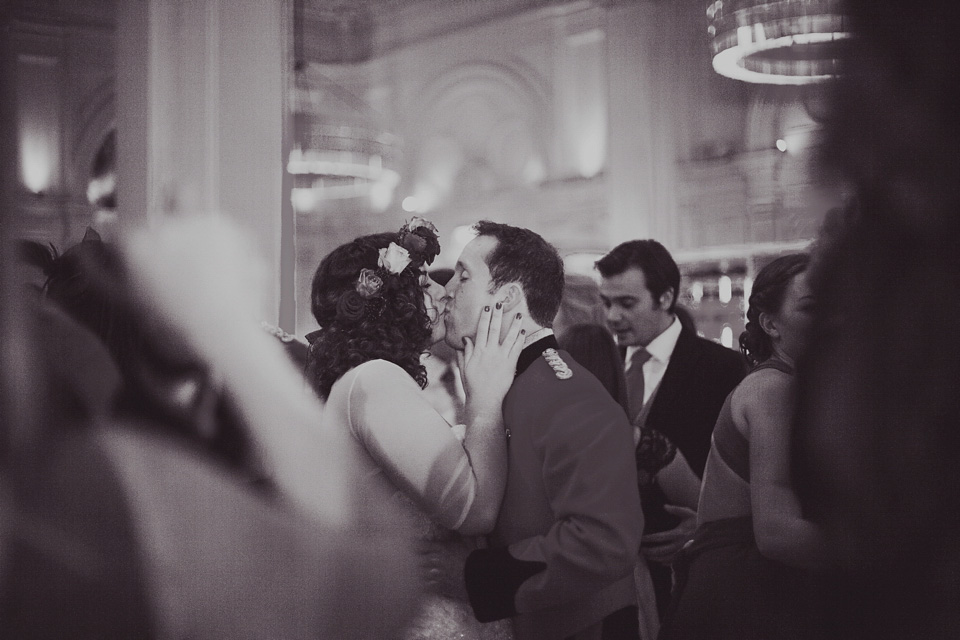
{"left": 320, "top": 359, "right": 513, "bottom": 640}
{"left": 401, "top": 500, "right": 513, "bottom": 640}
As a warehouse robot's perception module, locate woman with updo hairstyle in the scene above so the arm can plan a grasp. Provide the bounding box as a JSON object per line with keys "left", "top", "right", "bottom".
{"left": 307, "top": 219, "right": 523, "bottom": 640}
{"left": 739, "top": 253, "right": 811, "bottom": 368}
{"left": 660, "top": 253, "right": 824, "bottom": 640}
{"left": 306, "top": 232, "right": 433, "bottom": 398}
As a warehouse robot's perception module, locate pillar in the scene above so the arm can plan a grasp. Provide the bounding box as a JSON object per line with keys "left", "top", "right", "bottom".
{"left": 116, "top": 0, "right": 293, "bottom": 324}
{"left": 604, "top": 2, "right": 680, "bottom": 249}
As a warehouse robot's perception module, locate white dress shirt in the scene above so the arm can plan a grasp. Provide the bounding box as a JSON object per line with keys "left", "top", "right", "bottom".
{"left": 625, "top": 315, "right": 682, "bottom": 407}
{"left": 523, "top": 326, "right": 554, "bottom": 347}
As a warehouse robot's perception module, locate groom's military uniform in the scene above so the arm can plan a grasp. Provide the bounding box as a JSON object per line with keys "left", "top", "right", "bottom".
{"left": 464, "top": 332, "right": 645, "bottom": 640}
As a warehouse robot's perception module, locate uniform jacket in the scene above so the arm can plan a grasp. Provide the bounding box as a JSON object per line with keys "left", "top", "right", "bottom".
{"left": 640, "top": 328, "right": 746, "bottom": 477}
{"left": 465, "top": 335, "right": 644, "bottom": 640}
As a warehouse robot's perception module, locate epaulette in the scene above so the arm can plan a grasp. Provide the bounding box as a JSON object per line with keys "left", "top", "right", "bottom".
{"left": 542, "top": 348, "right": 572, "bottom": 380}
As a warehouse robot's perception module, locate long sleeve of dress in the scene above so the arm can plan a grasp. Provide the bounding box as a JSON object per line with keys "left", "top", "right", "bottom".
{"left": 344, "top": 360, "right": 478, "bottom": 531}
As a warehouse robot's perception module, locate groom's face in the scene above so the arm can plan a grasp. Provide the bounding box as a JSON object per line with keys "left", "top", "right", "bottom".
{"left": 443, "top": 235, "right": 499, "bottom": 350}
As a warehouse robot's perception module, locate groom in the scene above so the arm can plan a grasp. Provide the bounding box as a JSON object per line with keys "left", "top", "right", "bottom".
{"left": 443, "top": 221, "right": 646, "bottom": 640}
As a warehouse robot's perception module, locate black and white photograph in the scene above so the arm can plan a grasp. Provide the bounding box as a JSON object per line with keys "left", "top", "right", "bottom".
{"left": 1, "top": 0, "right": 957, "bottom": 638}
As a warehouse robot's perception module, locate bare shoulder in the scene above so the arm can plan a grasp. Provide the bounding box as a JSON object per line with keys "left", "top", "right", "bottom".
{"left": 730, "top": 367, "right": 793, "bottom": 420}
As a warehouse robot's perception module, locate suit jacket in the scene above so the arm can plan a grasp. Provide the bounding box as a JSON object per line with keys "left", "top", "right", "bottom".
{"left": 640, "top": 328, "right": 746, "bottom": 477}
{"left": 465, "top": 335, "right": 645, "bottom": 640}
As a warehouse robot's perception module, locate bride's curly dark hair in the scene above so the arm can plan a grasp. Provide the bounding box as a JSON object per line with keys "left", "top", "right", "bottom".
{"left": 306, "top": 232, "right": 434, "bottom": 399}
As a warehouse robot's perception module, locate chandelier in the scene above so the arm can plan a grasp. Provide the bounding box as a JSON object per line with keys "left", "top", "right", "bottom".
{"left": 288, "top": 2, "right": 400, "bottom": 211}
{"left": 288, "top": 72, "right": 401, "bottom": 210}
{"left": 707, "top": 0, "right": 851, "bottom": 85}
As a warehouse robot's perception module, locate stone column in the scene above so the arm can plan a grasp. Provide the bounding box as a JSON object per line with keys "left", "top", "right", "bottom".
{"left": 604, "top": 1, "right": 679, "bottom": 249}
{"left": 116, "top": 0, "right": 292, "bottom": 324}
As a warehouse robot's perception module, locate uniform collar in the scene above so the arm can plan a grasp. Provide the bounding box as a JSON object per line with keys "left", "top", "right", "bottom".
{"left": 516, "top": 330, "right": 558, "bottom": 378}
{"left": 522, "top": 326, "right": 553, "bottom": 347}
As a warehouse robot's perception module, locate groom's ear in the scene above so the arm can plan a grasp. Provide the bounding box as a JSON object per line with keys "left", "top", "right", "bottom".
{"left": 496, "top": 282, "right": 524, "bottom": 312}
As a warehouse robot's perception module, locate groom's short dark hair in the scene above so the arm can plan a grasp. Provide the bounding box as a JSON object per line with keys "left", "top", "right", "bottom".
{"left": 473, "top": 220, "right": 564, "bottom": 327}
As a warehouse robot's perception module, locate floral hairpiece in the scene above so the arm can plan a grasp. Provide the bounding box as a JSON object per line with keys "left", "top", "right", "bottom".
{"left": 336, "top": 217, "right": 441, "bottom": 323}
{"left": 397, "top": 216, "right": 441, "bottom": 267}
{"left": 355, "top": 216, "right": 440, "bottom": 301}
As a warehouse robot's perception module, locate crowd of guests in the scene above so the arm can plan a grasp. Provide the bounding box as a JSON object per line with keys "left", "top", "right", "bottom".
{"left": 3, "top": 0, "right": 959, "bottom": 637}
{"left": 3, "top": 196, "right": 828, "bottom": 640}
{"left": 0, "top": 205, "right": 932, "bottom": 640}
{"left": 555, "top": 242, "right": 824, "bottom": 640}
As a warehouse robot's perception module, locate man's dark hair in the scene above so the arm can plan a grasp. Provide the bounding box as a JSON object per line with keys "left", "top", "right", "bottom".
{"left": 595, "top": 239, "right": 681, "bottom": 314}
{"left": 473, "top": 220, "right": 564, "bottom": 327}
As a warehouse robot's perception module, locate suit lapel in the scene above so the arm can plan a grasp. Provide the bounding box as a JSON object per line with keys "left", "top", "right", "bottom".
{"left": 646, "top": 330, "right": 699, "bottom": 428}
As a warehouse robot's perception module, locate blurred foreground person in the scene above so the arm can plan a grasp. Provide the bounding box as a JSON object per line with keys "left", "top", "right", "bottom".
{"left": 16, "top": 231, "right": 124, "bottom": 424}
{"left": 21, "top": 228, "right": 255, "bottom": 473}
{"left": 305, "top": 219, "right": 523, "bottom": 640}
{"left": 660, "top": 254, "right": 823, "bottom": 640}
{"left": 0, "top": 216, "right": 418, "bottom": 639}
{"left": 792, "top": 1, "right": 960, "bottom": 638}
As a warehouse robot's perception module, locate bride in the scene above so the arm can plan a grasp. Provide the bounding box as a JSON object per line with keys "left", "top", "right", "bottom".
{"left": 306, "top": 218, "right": 522, "bottom": 639}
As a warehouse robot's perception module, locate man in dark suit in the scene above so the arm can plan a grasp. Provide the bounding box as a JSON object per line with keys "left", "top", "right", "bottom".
{"left": 597, "top": 239, "right": 745, "bottom": 614}
{"left": 442, "top": 221, "right": 648, "bottom": 640}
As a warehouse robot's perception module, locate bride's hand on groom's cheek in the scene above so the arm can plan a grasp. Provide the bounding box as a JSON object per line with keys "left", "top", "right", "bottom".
{"left": 457, "top": 303, "right": 525, "bottom": 405}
